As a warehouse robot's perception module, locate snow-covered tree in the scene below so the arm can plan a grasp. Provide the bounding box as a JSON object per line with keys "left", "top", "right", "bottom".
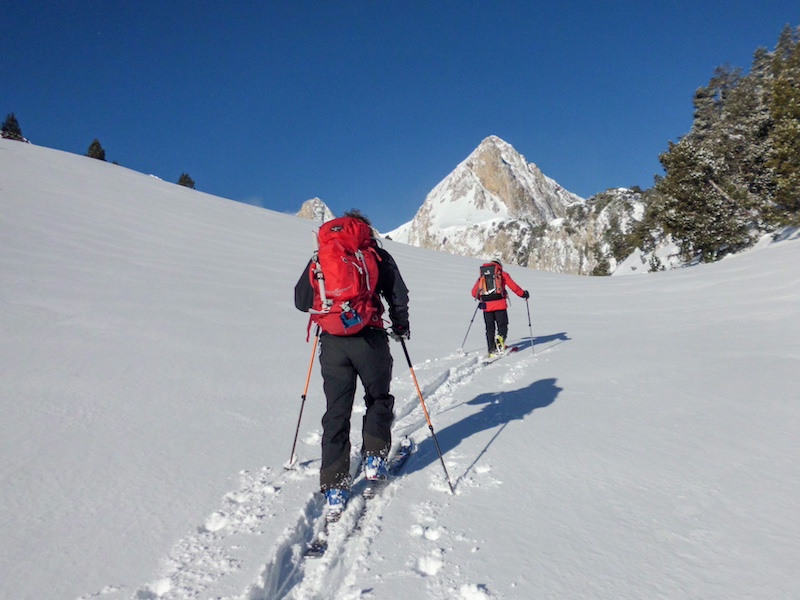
{"left": 768, "top": 26, "right": 800, "bottom": 224}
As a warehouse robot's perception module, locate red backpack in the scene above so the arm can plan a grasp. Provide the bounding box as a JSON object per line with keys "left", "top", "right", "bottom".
{"left": 308, "top": 216, "right": 382, "bottom": 335}
{"left": 478, "top": 262, "right": 505, "bottom": 301}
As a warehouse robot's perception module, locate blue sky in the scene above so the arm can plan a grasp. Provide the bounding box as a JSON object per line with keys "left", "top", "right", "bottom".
{"left": 3, "top": 1, "right": 797, "bottom": 231}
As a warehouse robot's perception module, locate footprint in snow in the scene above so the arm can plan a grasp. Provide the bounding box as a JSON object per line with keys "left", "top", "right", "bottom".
{"left": 303, "top": 430, "right": 321, "bottom": 445}
{"left": 203, "top": 511, "right": 229, "bottom": 532}
{"left": 409, "top": 523, "right": 445, "bottom": 541}
{"left": 458, "top": 582, "right": 493, "bottom": 599}
{"left": 416, "top": 548, "right": 445, "bottom": 576}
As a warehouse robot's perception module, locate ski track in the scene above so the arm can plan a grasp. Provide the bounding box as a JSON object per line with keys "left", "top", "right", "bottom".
{"left": 87, "top": 339, "right": 555, "bottom": 600}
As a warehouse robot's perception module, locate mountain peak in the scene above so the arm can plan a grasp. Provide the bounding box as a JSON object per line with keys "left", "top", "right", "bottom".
{"left": 476, "top": 134, "right": 510, "bottom": 148}
{"left": 296, "top": 197, "right": 335, "bottom": 222}
{"left": 388, "top": 137, "right": 584, "bottom": 267}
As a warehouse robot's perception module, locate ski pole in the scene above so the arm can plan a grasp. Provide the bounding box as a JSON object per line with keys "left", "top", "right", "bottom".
{"left": 525, "top": 298, "right": 535, "bottom": 356}
{"left": 458, "top": 303, "right": 480, "bottom": 353}
{"left": 399, "top": 338, "right": 455, "bottom": 495}
{"left": 287, "top": 325, "right": 320, "bottom": 468}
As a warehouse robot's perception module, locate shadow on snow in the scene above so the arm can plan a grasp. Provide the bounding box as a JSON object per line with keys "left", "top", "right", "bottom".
{"left": 404, "top": 377, "right": 562, "bottom": 486}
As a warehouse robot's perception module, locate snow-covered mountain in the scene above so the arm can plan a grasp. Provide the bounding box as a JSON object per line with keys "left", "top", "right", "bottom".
{"left": 386, "top": 136, "right": 585, "bottom": 268}
{"left": 290, "top": 138, "right": 663, "bottom": 276}
{"left": 296, "top": 197, "right": 335, "bottom": 222}
{"left": 385, "top": 137, "right": 666, "bottom": 276}
{"left": 2, "top": 138, "right": 800, "bottom": 600}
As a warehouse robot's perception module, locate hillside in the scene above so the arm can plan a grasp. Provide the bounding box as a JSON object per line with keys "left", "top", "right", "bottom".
{"left": 1, "top": 138, "right": 799, "bottom": 600}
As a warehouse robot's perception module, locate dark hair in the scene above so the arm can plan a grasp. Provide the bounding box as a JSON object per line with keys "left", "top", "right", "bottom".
{"left": 343, "top": 209, "right": 372, "bottom": 227}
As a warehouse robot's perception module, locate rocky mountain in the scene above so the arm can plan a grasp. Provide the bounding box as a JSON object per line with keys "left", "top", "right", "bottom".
{"left": 386, "top": 136, "right": 652, "bottom": 275}
{"left": 541, "top": 187, "right": 647, "bottom": 275}
{"left": 296, "top": 197, "right": 335, "bottom": 222}
{"left": 294, "top": 138, "right": 657, "bottom": 275}
{"left": 386, "top": 136, "right": 583, "bottom": 266}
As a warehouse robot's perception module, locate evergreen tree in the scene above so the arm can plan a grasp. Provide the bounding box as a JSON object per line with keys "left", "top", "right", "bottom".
{"left": 773, "top": 24, "right": 798, "bottom": 64}
{"left": 648, "top": 255, "right": 665, "bottom": 273}
{"left": 768, "top": 27, "right": 800, "bottom": 224}
{"left": 86, "top": 139, "right": 106, "bottom": 161}
{"left": 177, "top": 173, "right": 195, "bottom": 189}
{"left": 716, "top": 68, "right": 774, "bottom": 213}
{"left": 690, "top": 66, "right": 741, "bottom": 145}
{"left": 646, "top": 25, "right": 800, "bottom": 260}
{"left": 1, "top": 113, "right": 25, "bottom": 141}
{"left": 652, "top": 138, "right": 753, "bottom": 262}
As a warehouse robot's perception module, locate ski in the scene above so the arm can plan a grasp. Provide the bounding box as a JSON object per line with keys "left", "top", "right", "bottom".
{"left": 362, "top": 436, "right": 413, "bottom": 499}
{"left": 302, "top": 452, "right": 364, "bottom": 558}
{"left": 480, "top": 344, "right": 520, "bottom": 364}
{"left": 303, "top": 437, "right": 413, "bottom": 558}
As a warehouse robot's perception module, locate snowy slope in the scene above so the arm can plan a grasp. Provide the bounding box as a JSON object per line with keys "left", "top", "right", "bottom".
{"left": 1, "top": 138, "right": 799, "bottom": 600}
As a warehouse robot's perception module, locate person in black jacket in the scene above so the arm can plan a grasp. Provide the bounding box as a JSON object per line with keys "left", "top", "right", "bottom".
{"left": 294, "top": 210, "right": 410, "bottom": 520}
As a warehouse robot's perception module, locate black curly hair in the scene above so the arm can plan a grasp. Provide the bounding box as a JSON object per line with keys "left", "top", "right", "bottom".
{"left": 343, "top": 209, "right": 372, "bottom": 227}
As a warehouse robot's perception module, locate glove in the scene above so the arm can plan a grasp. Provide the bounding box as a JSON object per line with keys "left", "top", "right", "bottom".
{"left": 522, "top": 290, "right": 530, "bottom": 299}
{"left": 478, "top": 302, "right": 486, "bottom": 310}
{"left": 389, "top": 323, "right": 410, "bottom": 342}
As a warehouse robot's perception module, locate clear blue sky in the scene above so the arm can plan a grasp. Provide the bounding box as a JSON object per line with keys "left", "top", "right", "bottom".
{"left": 3, "top": 1, "right": 797, "bottom": 231}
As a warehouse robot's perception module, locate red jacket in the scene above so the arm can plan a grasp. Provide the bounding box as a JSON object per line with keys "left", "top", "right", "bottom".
{"left": 472, "top": 269, "right": 525, "bottom": 312}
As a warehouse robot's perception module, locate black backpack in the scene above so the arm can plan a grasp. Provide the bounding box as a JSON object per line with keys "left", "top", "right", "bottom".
{"left": 478, "top": 262, "right": 505, "bottom": 301}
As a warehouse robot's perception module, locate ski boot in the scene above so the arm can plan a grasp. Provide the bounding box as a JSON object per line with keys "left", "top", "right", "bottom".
{"left": 364, "top": 455, "right": 389, "bottom": 481}
{"left": 324, "top": 488, "right": 350, "bottom": 522}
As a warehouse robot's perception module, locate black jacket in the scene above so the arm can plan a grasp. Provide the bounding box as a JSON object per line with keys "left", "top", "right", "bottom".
{"left": 294, "top": 244, "right": 410, "bottom": 333}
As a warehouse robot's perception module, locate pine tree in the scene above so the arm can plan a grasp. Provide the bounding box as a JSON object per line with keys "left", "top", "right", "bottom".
{"left": 645, "top": 26, "right": 800, "bottom": 260}
{"left": 177, "top": 173, "right": 195, "bottom": 189}
{"left": 653, "top": 138, "right": 753, "bottom": 262}
{"left": 1, "top": 113, "right": 25, "bottom": 141}
{"left": 768, "top": 27, "right": 800, "bottom": 223}
{"left": 689, "top": 66, "right": 741, "bottom": 145}
{"left": 86, "top": 139, "right": 106, "bottom": 161}
{"left": 716, "top": 68, "right": 774, "bottom": 213}
{"left": 773, "top": 24, "right": 798, "bottom": 64}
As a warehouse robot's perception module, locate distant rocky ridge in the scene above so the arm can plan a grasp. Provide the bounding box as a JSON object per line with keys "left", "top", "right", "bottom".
{"left": 537, "top": 187, "right": 647, "bottom": 275}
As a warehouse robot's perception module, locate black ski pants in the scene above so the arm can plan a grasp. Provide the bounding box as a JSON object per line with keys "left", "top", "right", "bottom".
{"left": 318, "top": 327, "right": 394, "bottom": 492}
{"left": 483, "top": 309, "right": 509, "bottom": 353}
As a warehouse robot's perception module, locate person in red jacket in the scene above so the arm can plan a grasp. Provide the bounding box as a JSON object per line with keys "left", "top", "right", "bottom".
{"left": 471, "top": 260, "right": 529, "bottom": 356}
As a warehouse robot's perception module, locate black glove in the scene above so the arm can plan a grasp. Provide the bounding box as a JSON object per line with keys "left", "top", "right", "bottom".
{"left": 478, "top": 302, "right": 486, "bottom": 310}
{"left": 522, "top": 290, "right": 530, "bottom": 300}
{"left": 389, "top": 323, "right": 410, "bottom": 342}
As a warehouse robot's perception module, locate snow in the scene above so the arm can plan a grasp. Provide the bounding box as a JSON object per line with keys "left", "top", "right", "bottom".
{"left": 2, "top": 138, "right": 799, "bottom": 600}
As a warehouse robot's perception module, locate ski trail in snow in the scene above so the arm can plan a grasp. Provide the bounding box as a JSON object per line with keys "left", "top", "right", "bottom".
{"left": 128, "top": 459, "right": 320, "bottom": 600}
{"left": 118, "top": 340, "right": 558, "bottom": 600}
{"left": 392, "top": 340, "right": 550, "bottom": 439}
{"left": 395, "top": 340, "right": 564, "bottom": 600}
{"left": 249, "top": 339, "right": 557, "bottom": 600}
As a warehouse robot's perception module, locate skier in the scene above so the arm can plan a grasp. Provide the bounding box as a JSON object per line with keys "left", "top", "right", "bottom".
{"left": 471, "top": 260, "right": 529, "bottom": 356}
{"left": 294, "top": 210, "right": 410, "bottom": 521}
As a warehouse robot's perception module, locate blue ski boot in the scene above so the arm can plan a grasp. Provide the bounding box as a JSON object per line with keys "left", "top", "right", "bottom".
{"left": 364, "top": 455, "right": 389, "bottom": 481}
{"left": 324, "top": 488, "right": 350, "bottom": 522}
